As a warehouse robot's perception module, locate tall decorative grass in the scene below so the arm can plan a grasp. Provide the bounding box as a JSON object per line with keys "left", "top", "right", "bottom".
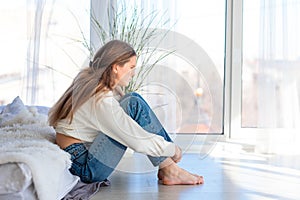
{"left": 82, "top": 3, "right": 175, "bottom": 93}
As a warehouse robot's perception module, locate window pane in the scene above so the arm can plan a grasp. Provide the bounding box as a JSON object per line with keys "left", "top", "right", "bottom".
{"left": 242, "top": 0, "right": 300, "bottom": 128}
{"left": 115, "top": 0, "right": 226, "bottom": 134}
{"left": 174, "top": 0, "right": 225, "bottom": 134}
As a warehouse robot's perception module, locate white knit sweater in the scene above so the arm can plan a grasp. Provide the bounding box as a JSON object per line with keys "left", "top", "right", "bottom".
{"left": 55, "top": 91, "right": 176, "bottom": 157}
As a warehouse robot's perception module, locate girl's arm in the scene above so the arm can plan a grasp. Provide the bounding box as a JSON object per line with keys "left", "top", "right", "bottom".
{"left": 92, "top": 95, "right": 176, "bottom": 157}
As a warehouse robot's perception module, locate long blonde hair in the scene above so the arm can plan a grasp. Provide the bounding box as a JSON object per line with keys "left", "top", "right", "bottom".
{"left": 48, "top": 40, "right": 136, "bottom": 127}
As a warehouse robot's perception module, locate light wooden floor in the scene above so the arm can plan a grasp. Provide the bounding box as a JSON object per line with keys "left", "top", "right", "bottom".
{"left": 91, "top": 140, "right": 300, "bottom": 200}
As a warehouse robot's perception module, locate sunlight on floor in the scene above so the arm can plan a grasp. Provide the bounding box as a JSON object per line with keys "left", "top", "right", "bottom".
{"left": 211, "top": 142, "right": 300, "bottom": 200}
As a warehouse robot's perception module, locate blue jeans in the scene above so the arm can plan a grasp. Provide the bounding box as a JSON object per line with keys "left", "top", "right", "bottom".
{"left": 64, "top": 92, "right": 173, "bottom": 183}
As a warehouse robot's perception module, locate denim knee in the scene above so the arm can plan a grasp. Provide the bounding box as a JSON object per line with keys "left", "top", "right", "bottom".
{"left": 129, "top": 92, "right": 142, "bottom": 98}
{"left": 122, "top": 92, "right": 143, "bottom": 103}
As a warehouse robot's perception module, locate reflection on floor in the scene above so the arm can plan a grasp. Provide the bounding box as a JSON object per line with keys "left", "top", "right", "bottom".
{"left": 91, "top": 141, "right": 300, "bottom": 200}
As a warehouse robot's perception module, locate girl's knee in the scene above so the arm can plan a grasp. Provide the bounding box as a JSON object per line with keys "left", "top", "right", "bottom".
{"left": 121, "top": 92, "right": 144, "bottom": 104}
{"left": 120, "top": 92, "right": 149, "bottom": 116}
{"left": 127, "top": 92, "right": 142, "bottom": 99}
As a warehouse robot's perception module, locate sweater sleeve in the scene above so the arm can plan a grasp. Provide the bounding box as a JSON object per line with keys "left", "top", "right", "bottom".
{"left": 92, "top": 95, "right": 176, "bottom": 157}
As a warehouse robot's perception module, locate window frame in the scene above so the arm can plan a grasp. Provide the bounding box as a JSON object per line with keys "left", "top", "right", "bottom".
{"left": 227, "top": 0, "right": 299, "bottom": 146}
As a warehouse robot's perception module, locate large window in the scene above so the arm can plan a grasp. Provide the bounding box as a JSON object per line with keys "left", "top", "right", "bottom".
{"left": 91, "top": 0, "right": 226, "bottom": 134}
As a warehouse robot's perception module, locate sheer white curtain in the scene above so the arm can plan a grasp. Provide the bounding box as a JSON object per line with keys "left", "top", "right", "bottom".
{"left": 257, "top": 0, "right": 300, "bottom": 128}
{"left": 243, "top": 0, "right": 300, "bottom": 129}
{"left": 26, "top": 0, "right": 46, "bottom": 105}
{"left": 242, "top": 0, "right": 300, "bottom": 154}
{"left": 0, "top": 1, "right": 90, "bottom": 106}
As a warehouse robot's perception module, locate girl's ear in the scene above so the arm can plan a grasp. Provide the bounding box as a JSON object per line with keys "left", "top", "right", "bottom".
{"left": 112, "top": 64, "right": 118, "bottom": 74}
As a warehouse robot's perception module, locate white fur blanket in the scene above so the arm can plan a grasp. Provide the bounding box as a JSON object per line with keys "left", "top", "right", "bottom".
{"left": 0, "top": 97, "right": 73, "bottom": 200}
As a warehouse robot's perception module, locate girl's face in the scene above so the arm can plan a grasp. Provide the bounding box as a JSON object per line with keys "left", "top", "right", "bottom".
{"left": 114, "top": 56, "right": 136, "bottom": 87}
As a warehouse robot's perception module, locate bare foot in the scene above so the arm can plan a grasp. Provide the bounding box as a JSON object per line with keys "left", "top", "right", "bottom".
{"left": 158, "top": 169, "right": 203, "bottom": 181}
{"left": 158, "top": 162, "right": 204, "bottom": 185}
